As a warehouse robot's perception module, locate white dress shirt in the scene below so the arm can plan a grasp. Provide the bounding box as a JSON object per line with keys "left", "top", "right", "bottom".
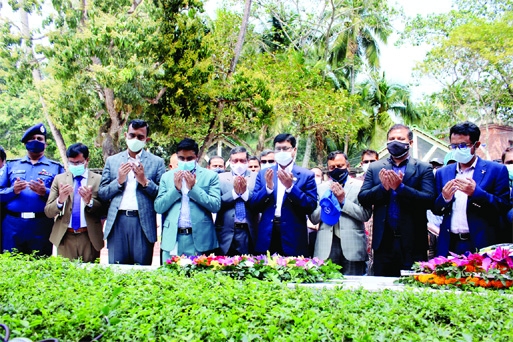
{"left": 119, "top": 151, "right": 141, "bottom": 210}
{"left": 266, "top": 163, "right": 294, "bottom": 217}
{"left": 450, "top": 158, "right": 477, "bottom": 234}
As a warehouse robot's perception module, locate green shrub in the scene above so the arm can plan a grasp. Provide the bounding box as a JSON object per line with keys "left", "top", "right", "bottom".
{"left": 1, "top": 253, "right": 512, "bottom": 341}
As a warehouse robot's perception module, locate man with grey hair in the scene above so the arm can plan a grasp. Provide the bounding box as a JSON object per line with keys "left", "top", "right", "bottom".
{"left": 215, "top": 146, "right": 258, "bottom": 255}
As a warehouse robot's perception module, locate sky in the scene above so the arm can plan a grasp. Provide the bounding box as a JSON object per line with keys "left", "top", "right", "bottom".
{"left": 204, "top": 0, "right": 453, "bottom": 101}
{"left": 380, "top": 0, "right": 454, "bottom": 101}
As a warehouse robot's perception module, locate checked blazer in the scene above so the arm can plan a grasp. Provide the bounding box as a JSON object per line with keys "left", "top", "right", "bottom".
{"left": 310, "top": 178, "right": 371, "bottom": 261}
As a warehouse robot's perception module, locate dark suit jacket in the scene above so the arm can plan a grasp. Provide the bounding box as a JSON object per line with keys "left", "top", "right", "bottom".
{"left": 250, "top": 164, "right": 317, "bottom": 256}
{"left": 45, "top": 170, "right": 104, "bottom": 251}
{"left": 215, "top": 170, "right": 258, "bottom": 254}
{"left": 358, "top": 157, "right": 435, "bottom": 265}
{"left": 433, "top": 158, "right": 510, "bottom": 257}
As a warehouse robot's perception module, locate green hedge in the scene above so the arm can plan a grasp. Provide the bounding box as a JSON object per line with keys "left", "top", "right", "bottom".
{"left": 1, "top": 254, "right": 512, "bottom": 341}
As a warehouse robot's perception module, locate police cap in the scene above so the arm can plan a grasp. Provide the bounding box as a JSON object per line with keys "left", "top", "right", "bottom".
{"left": 21, "top": 123, "right": 47, "bottom": 143}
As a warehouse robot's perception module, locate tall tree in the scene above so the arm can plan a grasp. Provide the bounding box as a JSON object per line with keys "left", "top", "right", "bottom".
{"left": 402, "top": 0, "right": 513, "bottom": 125}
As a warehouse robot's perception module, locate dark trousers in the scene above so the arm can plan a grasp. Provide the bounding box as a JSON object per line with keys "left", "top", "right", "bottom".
{"left": 107, "top": 214, "right": 154, "bottom": 265}
{"left": 328, "top": 235, "right": 367, "bottom": 276}
{"left": 269, "top": 217, "right": 284, "bottom": 256}
{"left": 373, "top": 225, "right": 410, "bottom": 277}
{"left": 1, "top": 215, "right": 53, "bottom": 256}
{"left": 449, "top": 234, "right": 474, "bottom": 255}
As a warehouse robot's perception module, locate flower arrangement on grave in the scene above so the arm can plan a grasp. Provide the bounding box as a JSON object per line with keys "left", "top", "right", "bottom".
{"left": 163, "top": 252, "right": 343, "bottom": 283}
{"left": 401, "top": 245, "right": 513, "bottom": 289}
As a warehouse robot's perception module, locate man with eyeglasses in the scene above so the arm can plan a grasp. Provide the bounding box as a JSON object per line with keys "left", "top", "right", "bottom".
{"left": 250, "top": 133, "right": 317, "bottom": 257}
{"left": 45, "top": 143, "right": 104, "bottom": 262}
{"left": 215, "top": 147, "right": 258, "bottom": 255}
{"left": 155, "top": 138, "right": 220, "bottom": 259}
{"left": 360, "top": 149, "right": 378, "bottom": 173}
{"left": 358, "top": 124, "right": 435, "bottom": 276}
{"left": 259, "top": 149, "right": 275, "bottom": 170}
{"left": 0, "top": 123, "right": 65, "bottom": 256}
{"left": 433, "top": 122, "right": 510, "bottom": 256}
{"left": 99, "top": 119, "right": 166, "bottom": 265}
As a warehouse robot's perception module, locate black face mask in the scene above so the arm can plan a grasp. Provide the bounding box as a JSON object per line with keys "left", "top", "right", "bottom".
{"left": 26, "top": 140, "right": 45, "bottom": 153}
{"left": 329, "top": 167, "right": 349, "bottom": 185}
{"left": 387, "top": 140, "right": 410, "bottom": 158}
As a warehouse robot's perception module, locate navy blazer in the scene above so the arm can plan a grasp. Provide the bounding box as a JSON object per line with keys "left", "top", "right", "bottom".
{"left": 358, "top": 157, "right": 435, "bottom": 265}
{"left": 250, "top": 164, "right": 317, "bottom": 257}
{"left": 433, "top": 158, "right": 510, "bottom": 257}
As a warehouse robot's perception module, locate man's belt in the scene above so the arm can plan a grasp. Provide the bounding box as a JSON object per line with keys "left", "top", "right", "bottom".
{"left": 178, "top": 227, "right": 192, "bottom": 235}
{"left": 67, "top": 227, "right": 88, "bottom": 234}
{"left": 6, "top": 210, "right": 46, "bottom": 219}
{"left": 118, "top": 210, "right": 139, "bottom": 217}
{"left": 234, "top": 222, "right": 248, "bottom": 229}
{"left": 451, "top": 232, "right": 470, "bottom": 241}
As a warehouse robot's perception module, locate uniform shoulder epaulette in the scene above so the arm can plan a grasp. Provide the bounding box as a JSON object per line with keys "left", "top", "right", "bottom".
{"left": 48, "top": 159, "right": 64, "bottom": 167}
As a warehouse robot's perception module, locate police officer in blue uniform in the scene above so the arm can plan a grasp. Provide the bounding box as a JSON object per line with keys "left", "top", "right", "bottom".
{"left": 0, "top": 123, "right": 65, "bottom": 256}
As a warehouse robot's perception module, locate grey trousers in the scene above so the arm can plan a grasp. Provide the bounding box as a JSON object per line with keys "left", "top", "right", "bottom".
{"left": 107, "top": 214, "right": 154, "bottom": 265}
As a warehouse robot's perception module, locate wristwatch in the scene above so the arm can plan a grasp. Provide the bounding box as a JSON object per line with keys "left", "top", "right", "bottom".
{"left": 87, "top": 199, "right": 94, "bottom": 208}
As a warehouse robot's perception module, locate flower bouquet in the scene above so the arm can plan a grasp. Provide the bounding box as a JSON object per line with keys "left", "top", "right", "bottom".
{"left": 163, "top": 252, "right": 343, "bottom": 283}
{"left": 401, "top": 245, "right": 513, "bottom": 289}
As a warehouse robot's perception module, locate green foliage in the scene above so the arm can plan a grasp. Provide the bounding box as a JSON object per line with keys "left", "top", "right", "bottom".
{"left": 1, "top": 253, "right": 513, "bottom": 341}
{"left": 402, "top": 0, "right": 513, "bottom": 125}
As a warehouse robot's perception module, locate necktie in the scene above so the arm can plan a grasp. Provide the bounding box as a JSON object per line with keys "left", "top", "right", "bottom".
{"left": 235, "top": 198, "right": 246, "bottom": 222}
{"left": 71, "top": 176, "right": 83, "bottom": 230}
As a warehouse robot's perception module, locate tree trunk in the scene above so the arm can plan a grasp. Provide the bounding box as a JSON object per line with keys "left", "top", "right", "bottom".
{"left": 228, "top": 0, "right": 252, "bottom": 77}
{"left": 302, "top": 134, "right": 312, "bottom": 168}
{"left": 20, "top": 9, "right": 68, "bottom": 167}
{"left": 198, "top": 103, "right": 223, "bottom": 160}
{"left": 255, "top": 124, "right": 268, "bottom": 154}
{"left": 101, "top": 87, "right": 126, "bottom": 161}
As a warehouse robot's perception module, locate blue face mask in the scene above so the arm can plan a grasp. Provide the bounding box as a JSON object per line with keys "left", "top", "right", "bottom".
{"left": 25, "top": 140, "right": 45, "bottom": 153}
{"left": 178, "top": 160, "right": 196, "bottom": 172}
{"left": 453, "top": 146, "right": 474, "bottom": 164}
{"left": 69, "top": 164, "right": 86, "bottom": 177}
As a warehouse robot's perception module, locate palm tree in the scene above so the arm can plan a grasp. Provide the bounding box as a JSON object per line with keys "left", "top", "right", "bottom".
{"left": 327, "top": 0, "right": 393, "bottom": 94}
{"left": 357, "top": 72, "right": 420, "bottom": 149}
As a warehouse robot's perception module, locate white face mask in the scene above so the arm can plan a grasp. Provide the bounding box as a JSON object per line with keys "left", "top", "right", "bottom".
{"left": 126, "top": 138, "right": 146, "bottom": 153}
{"left": 275, "top": 151, "right": 293, "bottom": 167}
{"left": 315, "top": 177, "right": 321, "bottom": 185}
{"left": 361, "top": 163, "right": 370, "bottom": 173}
{"left": 261, "top": 162, "right": 275, "bottom": 170}
{"left": 231, "top": 163, "right": 248, "bottom": 176}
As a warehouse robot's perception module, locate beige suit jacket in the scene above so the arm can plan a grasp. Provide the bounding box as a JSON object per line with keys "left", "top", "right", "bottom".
{"left": 45, "top": 170, "right": 104, "bottom": 251}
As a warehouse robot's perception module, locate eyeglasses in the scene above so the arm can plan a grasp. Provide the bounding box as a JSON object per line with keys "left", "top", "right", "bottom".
{"left": 274, "top": 146, "right": 293, "bottom": 152}
{"left": 449, "top": 143, "right": 475, "bottom": 150}
{"left": 361, "top": 160, "right": 376, "bottom": 164}
{"left": 260, "top": 160, "right": 275, "bottom": 164}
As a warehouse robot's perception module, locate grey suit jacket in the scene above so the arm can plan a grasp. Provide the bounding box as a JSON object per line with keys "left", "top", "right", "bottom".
{"left": 98, "top": 149, "right": 166, "bottom": 243}
{"left": 310, "top": 178, "right": 371, "bottom": 261}
{"left": 45, "top": 170, "right": 104, "bottom": 251}
{"left": 215, "top": 170, "right": 258, "bottom": 254}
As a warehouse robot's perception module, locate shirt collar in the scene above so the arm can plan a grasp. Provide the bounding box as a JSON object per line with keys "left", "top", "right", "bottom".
{"left": 387, "top": 156, "right": 410, "bottom": 168}
{"left": 456, "top": 156, "right": 478, "bottom": 173}
{"left": 21, "top": 155, "right": 50, "bottom": 165}
{"left": 127, "top": 149, "right": 143, "bottom": 160}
